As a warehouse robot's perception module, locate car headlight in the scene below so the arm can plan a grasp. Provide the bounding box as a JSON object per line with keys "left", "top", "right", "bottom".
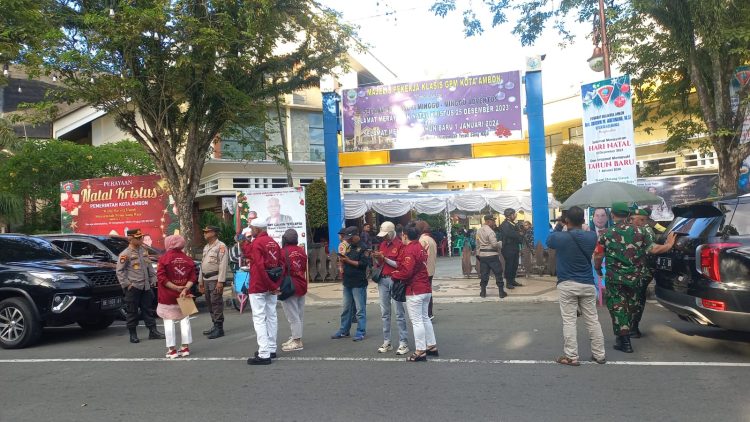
{"left": 29, "top": 272, "right": 81, "bottom": 282}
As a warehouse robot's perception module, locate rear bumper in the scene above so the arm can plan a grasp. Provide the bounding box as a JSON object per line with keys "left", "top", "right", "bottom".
{"left": 655, "top": 286, "right": 750, "bottom": 332}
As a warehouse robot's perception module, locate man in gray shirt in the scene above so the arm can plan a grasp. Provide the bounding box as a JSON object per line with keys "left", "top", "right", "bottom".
{"left": 476, "top": 215, "right": 507, "bottom": 298}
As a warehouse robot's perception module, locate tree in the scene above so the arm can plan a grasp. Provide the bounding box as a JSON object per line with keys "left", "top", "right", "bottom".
{"left": 551, "top": 144, "right": 586, "bottom": 203}
{"left": 16, "top": 0, "right": 354, "bottom": 248}
{"left": 432, "top": 0, "right": 750, "bottom": 194}
{"left": 305, "top": 178, "right": 328, "bottom": 234}
{"left": 0, "top": 140, "right": 156, "bottom": 232}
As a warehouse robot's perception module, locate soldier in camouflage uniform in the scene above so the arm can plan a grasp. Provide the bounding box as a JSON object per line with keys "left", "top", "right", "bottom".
{"left": 594, "top": 203, "right": 676, "bottom": 353}
{"left": 630, "top": 208, "right": 666, "bottom": 338}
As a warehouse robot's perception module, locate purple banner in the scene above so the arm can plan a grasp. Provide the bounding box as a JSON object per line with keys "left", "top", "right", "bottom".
{"left": 341, "top": 71, "right": 523, "bottom": 152}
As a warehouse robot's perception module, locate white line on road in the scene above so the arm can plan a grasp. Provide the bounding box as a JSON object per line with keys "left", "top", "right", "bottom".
{"left": 1, "top": 357, "right": 748, "bottom": 367}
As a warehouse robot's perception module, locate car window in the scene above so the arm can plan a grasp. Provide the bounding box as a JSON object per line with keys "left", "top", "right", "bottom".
{"left": 0, "top": 237, "right": 69, "bottom": 262}
{"left": 69, "top": 241, "right": 103, "bottom": 258}
{"left": 667, "top": 215, "right": 723, "bottom": 238}
{"left": 50, "top": 240, "right": 67, "bottom": 252}
{"left": 722, "top": 202, "right": 750, "bottom": 235}
{"left": 99, "top": 237, "right": 130, "bottom": 254}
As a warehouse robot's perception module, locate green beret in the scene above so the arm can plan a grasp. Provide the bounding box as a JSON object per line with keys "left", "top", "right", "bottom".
{"left": 634, "top": 208, "right": 650, "bottom": 216}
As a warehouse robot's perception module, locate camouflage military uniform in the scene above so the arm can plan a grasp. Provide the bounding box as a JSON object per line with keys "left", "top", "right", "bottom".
{"left": 632, "top": 225, "right": 658, "bottom": 331}
{"left": 598, "top": 221, "right": 655, "bottom": 336}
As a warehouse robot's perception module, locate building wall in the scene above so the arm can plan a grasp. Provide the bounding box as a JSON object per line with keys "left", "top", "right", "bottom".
{"left": 91, "top": 114, "right": 132, "bottom": 146}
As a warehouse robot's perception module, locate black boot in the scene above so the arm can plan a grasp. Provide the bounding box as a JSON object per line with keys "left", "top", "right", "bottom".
{"left": 630, "top": 324, "right": 642, "bottom": 338}
{"left": 128, "top": 327, "right": 140, "bottom": 344}
{"left": 614, "top": 335, "right": 633, "bottom": 353}
{"left": 480, "top": 286, "right": 487, "bottom": 298}
{"left": 498, "top": 284, "right": 508, "bottom": 298}
{"left": 207, "top": 322, "right": 224, "bottom": 339}
{"left": 148, "top": 326, "right": 165, "bottom": 340}
{"left": 203, "top": 323, "right": 217, "bottom": 336}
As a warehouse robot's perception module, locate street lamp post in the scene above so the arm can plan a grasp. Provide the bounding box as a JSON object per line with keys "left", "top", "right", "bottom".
{"left": 598, "top": 0, "right": 611, "bottom": 78}
{"left": 588, "top": 0, "right": 611, "bottom": 78}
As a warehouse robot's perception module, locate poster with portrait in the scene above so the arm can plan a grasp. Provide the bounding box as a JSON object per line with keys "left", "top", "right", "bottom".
{"left": 588, "top": 207, "right": 612, "bottom": 237}
{"left": 235, "top": 187, "right": 307, "bottom": 251}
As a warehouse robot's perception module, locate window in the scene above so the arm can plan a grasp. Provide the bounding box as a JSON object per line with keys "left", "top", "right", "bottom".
{"left": 271, "top": 178, "right": 287, "bottom": 188}
{"left": 300, "top": 178, "right": 315, "bottom": 186}
{"left": 359, "top": 179, "right": 401, "bottom": 189}
{"left": 308, "top": 113, "right": 325, "bottom": 162}
{"left": 343, "top": 179, "right": 352, "bottom": 189}
{"left": 568, "top": 126, "right": 584, "bottom": 143}
{"left": 545, "top": 133, "right": 564, "bottom": 155}
{"left": 198, "top": 179, "right": 219, "bottom": 195}
{"left": 233, "top": 178, "right": 252, "bottom": 189}
{"left": 69, "top": 241, "right": 102, "bottom": 258}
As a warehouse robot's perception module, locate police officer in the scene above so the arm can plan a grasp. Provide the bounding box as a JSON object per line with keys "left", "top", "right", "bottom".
{"left": 499, "top": 208, "right": 523, "bottom": 288}
{"left": 116, "top": 229, "right": 165, "bottom": 344}
{"left": 199, "top": 225, "right": 229, "bottom": 339}
{"left": 594, "top": 203, "right": 676, "bottom": 353}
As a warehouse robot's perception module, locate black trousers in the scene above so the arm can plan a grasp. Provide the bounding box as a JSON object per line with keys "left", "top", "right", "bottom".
{"left": 503, "top": 249, "right": 520, "bottom": 285}
{"left": 478, "top": 255, "right": 504, "bottom": 288}
{"left": 124, "top": 287, "right": 157, "bottom": 329}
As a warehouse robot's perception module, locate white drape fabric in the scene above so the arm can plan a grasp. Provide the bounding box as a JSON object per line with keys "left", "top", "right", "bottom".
{"left": 343, "top": 191, "right": 559, "bottom": 219}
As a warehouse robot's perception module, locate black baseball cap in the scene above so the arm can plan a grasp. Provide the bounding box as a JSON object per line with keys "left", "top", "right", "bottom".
{"left": 342, "top": 226, "right": 359, "bottom": 240}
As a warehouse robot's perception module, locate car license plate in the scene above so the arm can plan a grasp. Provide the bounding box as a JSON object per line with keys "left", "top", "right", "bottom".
{"left": 101, "top": 297, "right": 122, "bottom": 310}
{"left": 656, "top": 257, "right": 672, "bottom": 270}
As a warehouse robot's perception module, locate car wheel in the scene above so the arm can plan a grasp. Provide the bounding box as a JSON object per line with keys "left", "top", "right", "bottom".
{"left": 0, "top": 297, "right": 42, "bottom": 349}
{"left": 77, "top": 316, "right": 115, "bottom": 331}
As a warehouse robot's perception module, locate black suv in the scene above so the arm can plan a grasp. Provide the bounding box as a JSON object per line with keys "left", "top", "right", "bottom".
{"left": 40, "top": 234, "right": 163, "bottom": 264}
{"left": 653, "top": 195, "right": 750, "bottom": 332}
{"left": 0, "top": 234, "right": 123, "bottom": 349}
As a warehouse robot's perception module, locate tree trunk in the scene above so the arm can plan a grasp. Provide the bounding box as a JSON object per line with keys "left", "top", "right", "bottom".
{"left": 274, "top": 93, "right": 294, "bottom": 187}
{"left": 715, "top": 137, "right": 750, "bottom": 196}
{"left": 172, "top": 187, "right": 198, "bottom": 257}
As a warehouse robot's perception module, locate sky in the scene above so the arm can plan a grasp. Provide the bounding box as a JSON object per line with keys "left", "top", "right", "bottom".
{"left": 320, "top": 0, "right": 610, "bottom": 184}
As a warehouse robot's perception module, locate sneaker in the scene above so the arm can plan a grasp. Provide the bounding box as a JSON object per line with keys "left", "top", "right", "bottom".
{"left": 331, "top": 331, "right": 350, "bottom": 339}
{"left": 247, "top": 356, "right": 272, "bottom": 365}
{"left": 165, "top": 349, "right": 179, "bottom": 359}
{"left": 377, "top": 342, "right": 393, "bottom": 353}
{"left": 178, "top": 346, "right": 190, "bottom": 357}
{"left": 282, "top": 339, "right": 304, "bottom": 352}
{"left": 352, "top": 333, "right": 366, "bottom": 342}
{"left": 590, "top": 355, "right": 607, "bottom": 364}
{"left": 396, "top": 344, "right": 410, "bottom": 355}
{"left": 281, "top": 337, "right": 294, "bottom": 348}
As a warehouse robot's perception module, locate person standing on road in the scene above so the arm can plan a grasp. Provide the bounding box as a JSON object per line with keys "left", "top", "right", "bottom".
{"left": 246, "top": 221, "right": 282, "bottom": 365}
{"left": 116, "top": 229, "right": 165, "bottom": 344}
{"left": 331, "top": 226, "right": 370, "bottom": 342}
{"left": 371, "top": 221, "right": 409, "bottom": 356}
{"left": 156, "top": 234, "right": 196, "bottom": 359}
{"left": 499, "top": 208, "right": 523, "bottom": 289}
{"left": 416, "top": 220, "right": 438, "bottom": 320}
{"left": 594, "top": 203, "right": 677, "bottom": 353}
{"left": 476, "top": 215, "right": 507, "bottom": 298}
{"left": 198, "top": 226, "right": 229, "bottom": 340}
{"left": 392, "top": 222, "right": 438, "bottom": 362}
{"left": 279, "top": 229, "right": 308, "bottom": 353}
{"left": 360, "top": 223, "right": 373, "bottom": 250}
{"left": 547, "top": 206, "right": 606, "bottom": 366}
{"left": 629, "top": 208, "right": 666, "bottom": 338}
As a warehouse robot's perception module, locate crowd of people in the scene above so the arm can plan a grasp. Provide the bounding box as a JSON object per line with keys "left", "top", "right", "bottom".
{"left": 114, "top": 201, "right": 674, "bottom": 367}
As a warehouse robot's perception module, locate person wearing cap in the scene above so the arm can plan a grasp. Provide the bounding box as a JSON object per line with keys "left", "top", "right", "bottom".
{"left": 629, "top": 208, "right": 664, "bottom": 338}
{"left": 199, "top": 225, "right": 229, "bottom": 339}
{"left": 416, "top": 221, "right": 437, "bottom": 319}
{"left": 594, "top": 202, "right": 677, "bottom": 353}
{"left": 246, "top": 220, "right": 283, "bottom": 365}
{"left": 499, "top": 208, "right": 524, "bottom": 289}
{"left": 156, "top": 234, "right": 196, "bottom": 359}
{"left": 371, "top": 221, "right": 409, "bottom": 355}
{"left": 279, "top": 229, "right": 308, "bottom": 353}
{"left": 476, "top": 214, "right": 507, "bottom": 298}
{"left": 116, "top": 229, "right": 165, "bottom": 344}
{"left": 337, "top": 227, "right": 350, "bottom": 280}
{"left": 331, "top": 226, "right": 370, "bottom": 341}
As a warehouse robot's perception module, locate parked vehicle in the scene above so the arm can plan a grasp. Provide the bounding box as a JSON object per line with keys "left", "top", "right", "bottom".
{"left": 653, "top": 194, "right": 750, "bottom": 332}
{"left": 0, "top": 234, "right": 123, "bottom": 349}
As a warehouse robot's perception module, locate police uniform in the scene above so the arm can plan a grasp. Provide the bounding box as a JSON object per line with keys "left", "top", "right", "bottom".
{"left": 115, "top": 228, "right": 163, "bottom": 343}
{"left": 597, "top": 203, "right": 655, "bottom": 353}
{"left": 199, "top": 226, "right": 229, "bottom": 338}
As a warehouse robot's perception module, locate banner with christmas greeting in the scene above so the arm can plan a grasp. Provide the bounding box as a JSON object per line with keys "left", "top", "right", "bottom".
{"left": 60, "top": 175, "right": 176, "bottom": 249}
{"left": 341, "top": 71, "right": 523, "bottom": 152}
{"left": 236, "top": 187, "right": 307, "bottom": 251}
{"left": 581, "top": 75, "right": 637, "bottom": 184}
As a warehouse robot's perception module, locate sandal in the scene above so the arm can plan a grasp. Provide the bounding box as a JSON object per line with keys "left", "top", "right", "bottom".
{"left": 556, "top": 356, "right": 581, "bottom": 366}
{"left": 426, "top": 345, "right": 439, "bottom": 356}
{"left": 407, "top": 352, "right": 427, "bottom": 362}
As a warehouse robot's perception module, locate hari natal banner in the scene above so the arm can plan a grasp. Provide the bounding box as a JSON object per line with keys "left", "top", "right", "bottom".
{"left": 60, "top": 175, "right": 177, "bottom": 249}
{"left": 581, "top": 75, "right": 637, "bottom": 185}
{"left": 341, "top": 71, "right": 523, "bottom": 152}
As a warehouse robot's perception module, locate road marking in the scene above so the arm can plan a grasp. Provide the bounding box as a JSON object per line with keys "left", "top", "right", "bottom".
{"left": 1, "top": 357, "right": 748, "bottom": 367}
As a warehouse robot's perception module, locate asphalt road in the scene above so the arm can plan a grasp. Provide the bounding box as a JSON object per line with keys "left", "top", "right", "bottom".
{"left": 2, "top": 302, "right": 749, "bottom": 422}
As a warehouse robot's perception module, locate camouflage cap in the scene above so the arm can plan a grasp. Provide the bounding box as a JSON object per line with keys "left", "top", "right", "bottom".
{"left": 611, "top": 202, "right": 633, "bottom": 216}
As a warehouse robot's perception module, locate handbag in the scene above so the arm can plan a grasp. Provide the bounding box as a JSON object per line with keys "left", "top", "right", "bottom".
{"left": 176, "top": 296, "right": 199, "bottom": 316}
{"left": 390, "top": 279, "right": 407, "bottom": 302}
{"left": 266, "top": 266, "right": 283, "bottom": 281}
{"left": 278, "top": 250, "right": 296, "bottom": 301}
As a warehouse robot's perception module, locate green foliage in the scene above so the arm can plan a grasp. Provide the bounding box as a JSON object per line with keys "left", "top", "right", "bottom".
{"left": 639, "top": 161, "right": 662, "bottom": 177}
{"left": 551, "top": 144, "right": 586, "bottom": 203}
{"left": 305, "top": 179, "right": 328, "bottom": 230}
{"left": 198, "top": 211, "right": 235, "bottom": 247}
{"left": 432, "top": 0, "right": 750, "bottom": 194}
{"left": 0, "top": 139, "right": 155, "bottom": 232}
{"left": 416, "top": 213, "right": 446, "bottom": 232}
{"left": 13, "top": 0, "right": 354, "bottom": 242}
